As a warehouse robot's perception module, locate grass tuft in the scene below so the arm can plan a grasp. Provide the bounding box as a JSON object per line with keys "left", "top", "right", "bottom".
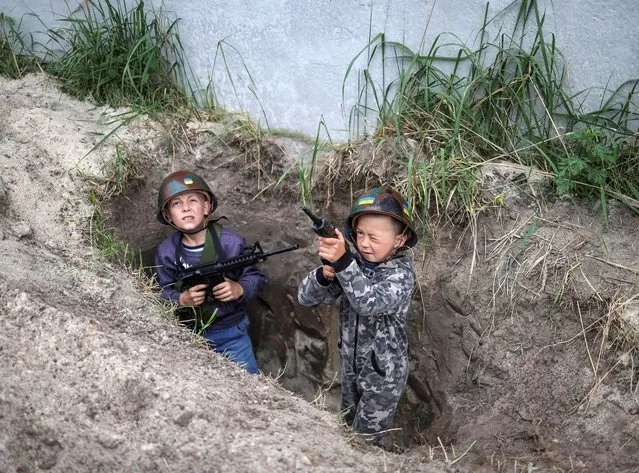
{"left": 0, "top": 13, "right": 40, "bottom": 78}
{"left": 335, "top": 0, "right": 639, "bottom": 235}
{"left": 43, "top": 0, "right": 195, "bottom": 115}
{"left": 79, "top": 143, "right": 144, "bottom": 262}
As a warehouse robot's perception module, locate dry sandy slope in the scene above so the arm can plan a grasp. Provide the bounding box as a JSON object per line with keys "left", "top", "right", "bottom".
{"left": 0, "top": 74, "right": 445, "bottom": 473}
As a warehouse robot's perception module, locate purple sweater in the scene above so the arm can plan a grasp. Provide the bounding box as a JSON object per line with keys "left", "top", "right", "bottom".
{"left": 154, "top": 226, "right": 268, "bottom": 329}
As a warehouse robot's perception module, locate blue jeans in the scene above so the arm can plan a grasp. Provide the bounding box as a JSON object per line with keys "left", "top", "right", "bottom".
{"left": 203, "top": 315, "right": 259, "bottom": 374}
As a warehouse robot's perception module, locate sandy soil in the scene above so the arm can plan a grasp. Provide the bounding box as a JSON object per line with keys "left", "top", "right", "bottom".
{"left": 1, "top": 73, "right": 638, "bottom": 473}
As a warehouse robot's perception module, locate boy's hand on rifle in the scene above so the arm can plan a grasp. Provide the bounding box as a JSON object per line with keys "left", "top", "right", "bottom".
{"left": 318, "top": 228, "right": 346, "bottom": 264}
{"left": 212, "top": 279, "right": 244, "bottom": 302}
{"left": 179, "top": 283, "right": 208, "bottom": 306}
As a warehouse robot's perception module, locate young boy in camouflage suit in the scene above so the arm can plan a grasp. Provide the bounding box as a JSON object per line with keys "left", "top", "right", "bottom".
{"left": 297, "top": 187, "right": 417, "bottom": 447}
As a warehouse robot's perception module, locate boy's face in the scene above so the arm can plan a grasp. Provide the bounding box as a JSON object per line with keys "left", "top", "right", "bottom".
{"left": 165, "top": 191, "right": 211, "bottom": 232}
{"left": 353, "top": 214, "right": 407, "bottom": 263}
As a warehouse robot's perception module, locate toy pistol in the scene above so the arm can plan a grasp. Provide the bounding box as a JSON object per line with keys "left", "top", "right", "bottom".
{"left": 301, "top": 206, "right": 337, "bottom": 239}
{"left": 301, "top": 206, "right": 338, "bottom": 267}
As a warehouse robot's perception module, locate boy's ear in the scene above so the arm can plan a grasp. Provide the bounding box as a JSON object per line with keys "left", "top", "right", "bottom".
{"left": 395, "top": 233, "right": 408, "bottom": 248}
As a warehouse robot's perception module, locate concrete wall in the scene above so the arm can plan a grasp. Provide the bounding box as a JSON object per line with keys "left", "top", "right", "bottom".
{"left": 2, "top": 0, "right": 638, "bottom": 141}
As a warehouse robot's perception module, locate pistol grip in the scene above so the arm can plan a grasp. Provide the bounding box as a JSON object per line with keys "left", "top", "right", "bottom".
{"left": 207, "top": 273, "right": 226, "bottom": 301}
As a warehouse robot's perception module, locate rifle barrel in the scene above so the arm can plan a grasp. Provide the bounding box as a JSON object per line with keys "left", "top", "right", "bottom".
{"left": 261, "top": 244, "right": 299, "bottom": 259}
{"left": 301, "top": 207, "right": 323, "bottom": 226}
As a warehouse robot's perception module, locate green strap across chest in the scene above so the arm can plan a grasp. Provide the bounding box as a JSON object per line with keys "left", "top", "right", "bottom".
{"left": 201, "top": 222, "right": 223, "bottom": 264}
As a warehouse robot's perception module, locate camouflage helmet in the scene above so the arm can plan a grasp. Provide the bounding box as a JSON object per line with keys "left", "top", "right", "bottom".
{"left": 156, "top": 170, "right": 217, "bottom": 225}
{"left": 346, "top": 187, "right": 418, "bottom": 248}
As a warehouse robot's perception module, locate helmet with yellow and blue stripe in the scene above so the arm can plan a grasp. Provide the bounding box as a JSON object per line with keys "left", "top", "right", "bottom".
{"left": 346, "top": 187, "right": 418, "bottom": 248}
{"left": 156, "top": 170, "right": 217, "bottom": 225}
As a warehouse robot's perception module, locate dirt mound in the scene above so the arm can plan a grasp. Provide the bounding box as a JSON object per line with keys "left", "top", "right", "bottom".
{"left": 1, "top": 73, "right": 638, "bottom": 473}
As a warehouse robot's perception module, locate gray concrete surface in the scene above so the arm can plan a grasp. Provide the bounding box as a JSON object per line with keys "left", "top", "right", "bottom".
{"left": 2, "top": 0, "right": 638, "bottom": 141}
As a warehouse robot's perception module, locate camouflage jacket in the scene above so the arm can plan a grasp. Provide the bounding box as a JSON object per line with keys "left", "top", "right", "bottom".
{"left": 298, "top": 249, "right": 416, "bottom": 379}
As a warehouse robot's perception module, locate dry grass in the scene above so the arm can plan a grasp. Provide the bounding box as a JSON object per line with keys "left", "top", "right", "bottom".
{"left": 482, "top": 212, "right": 623, "bottom": 313}
{"left": 75, "top": 143, "right": 146, "bottom": 262}
{"left": 309, "top": 135, "right": 492, "bottom": 287}
{"left": 569, "top": 292, "right": 639, "bottom": 410}
{"left": 421, "top": 438, "right": 476, "bottom": 468}
{"left": 187, "top": 110, "right": 299, "bottom": 197}
{"left": 81, "top": 143, "right": 145, "bottom": 203}
{"left": 310, "top": 370, "right": 340, "bottom": 410}
{"left": 478, "top": 197, "right": 639, "bottom": 415}
{"left": 220, "top": 113, "right": 264, "bottom": 179}
{"left": 319, "top": 136, "right": 482, "bottom": 221}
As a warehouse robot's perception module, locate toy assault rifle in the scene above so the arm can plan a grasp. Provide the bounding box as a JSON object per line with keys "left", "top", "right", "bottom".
{"left": 176, "top": 241, "right": 299, "bottom": 298}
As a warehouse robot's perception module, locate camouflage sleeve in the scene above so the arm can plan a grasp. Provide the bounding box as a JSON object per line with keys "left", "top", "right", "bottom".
{"left": 335, "top": 258, "right": 415, "bottom": 316}
{"left": 297, "top": 267, "right": 342, "bottom": 307}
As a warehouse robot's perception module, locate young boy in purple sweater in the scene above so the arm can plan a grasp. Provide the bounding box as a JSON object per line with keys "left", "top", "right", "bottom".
{"left": 154, "top": 170, "right": 267, "bottom": 373}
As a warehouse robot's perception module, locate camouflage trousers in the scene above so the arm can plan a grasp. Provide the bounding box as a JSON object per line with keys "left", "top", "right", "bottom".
{"left": 340, "top": 355, "right": 409, "bottom": 447}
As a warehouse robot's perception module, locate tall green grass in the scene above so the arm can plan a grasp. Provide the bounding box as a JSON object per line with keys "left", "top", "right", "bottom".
{"left": 342, "top": 0, "right": 639, "bottom": 221}
{"left": 44, "top": 0, "right": 194, "bottom": 115}
{"left": 0, "top": 13, "right": 39, "bottom": 78}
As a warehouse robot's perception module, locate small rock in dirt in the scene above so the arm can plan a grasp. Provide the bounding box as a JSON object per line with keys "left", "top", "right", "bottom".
{"left": 12, "top": 221, "right": 32, "bottom": 239}
{"left": 42, "top": 437, "right": 60, "bottom": 448}
{"left": 97, "top": 432, "right": 125, "bottom": 449}
{"left": 140, "top": 443, "right": 158, "bottom": 452}
{"left": 38, "top": 453, "right": 58, "bottom": 470}
{"left": 86, "top": 405, "right": 99, "bottom": 419}
{"left": 44, "top": 240, "right": 59, "bottom": 251}
{"left": 174, "top": 410, "right": 196, "bottom": 427}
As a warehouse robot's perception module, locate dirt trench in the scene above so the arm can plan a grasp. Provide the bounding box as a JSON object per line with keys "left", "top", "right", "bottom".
{"left": 104, "top": 139, "right": 444, "bottom": 448}
{"left": 3, "top": 74, "right": 461, "bottom": 473}
{"left": 105, "top": 121, "right": 639, "bottom": 472}
{"left": 2, "top": 74, "right": 636, "bottom": 472}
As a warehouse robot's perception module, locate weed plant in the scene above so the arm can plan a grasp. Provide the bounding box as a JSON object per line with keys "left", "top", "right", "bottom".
{"left": 340, "top": 0, "right": 639, "bottom": 223}
{"left": 44, "top": 0, "right": 194, "bottom": 115}
{"left": 0, "top": 13, "right": 39, "bottom": 78}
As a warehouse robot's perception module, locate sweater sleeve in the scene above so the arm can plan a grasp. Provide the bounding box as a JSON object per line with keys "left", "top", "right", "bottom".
{"left": 154, "top": 234, "right": 181, "bottom": 302}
